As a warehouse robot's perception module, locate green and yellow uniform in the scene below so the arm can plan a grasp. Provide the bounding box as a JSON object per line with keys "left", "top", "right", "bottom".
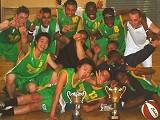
{"left": 0, "top": 18, "right": 31, "bottom": 62}
{"left": 79, "top": 81, "right": 106, "bottom": 103}
{"left": 129, "top": 71, "right": 160, "bottom": 96}
{"left": 98, "top": 15, "right": 126, "bottom": 54}
{"left": 32, "top": 18, "right": 57, "bottom": 54}
{"left": 57, "top": 8, "right": 81, "bottom": 38}
{"left": 82, "top": 11, "right": 103, "bottom": 49}
{"left": 82, "top": 11, "right": 102, "bottom": 33}
{"left": 40, "top": 68, "right": 81, "bottom": 112}
{"left": 37, "top": 69, "right": 57, "bottom": 112}
{"left": 9, "top": 47, "right": 49, "bottom": 92}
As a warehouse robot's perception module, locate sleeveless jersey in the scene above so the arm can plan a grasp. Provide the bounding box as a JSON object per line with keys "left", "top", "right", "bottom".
{"left": 98, "top": 16, "right": 126, "bottom": 54}
{"left": 79, "top": 81, "right": 106, "bottom": 103}
{"left": 61, "top": 68, "right": 81, "bottom": 103}
{"left": 82, "top": 11, "right": 102, "bottom": 33}
{"left": 33, "top": 18, "right": 57, "bottom": 54}
{"left": 11, "top": 47, "right": 48, "bottom": 79}
{"left": 57, "top": 8, "right": 81, "bottom": 38}
{"left": 0, "top": 18, "right": 31, "bottom": 62}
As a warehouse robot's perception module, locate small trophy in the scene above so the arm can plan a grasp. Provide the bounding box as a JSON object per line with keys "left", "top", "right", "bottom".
{"left": 105, "top": 86, "right": 126, "bottom": 120}
{"left": 67, "top": 91, "right": 86, "bottom": 120}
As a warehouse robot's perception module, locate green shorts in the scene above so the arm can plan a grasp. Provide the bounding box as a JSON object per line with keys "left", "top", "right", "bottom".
{"left": 38, "top": 85, "right": 56, "bottom": 112}
{"left": 36, "top": 69, "right": 56, "bottom": 112}
{"left": 15, "top": 75, "right": 38, "bottom": 93}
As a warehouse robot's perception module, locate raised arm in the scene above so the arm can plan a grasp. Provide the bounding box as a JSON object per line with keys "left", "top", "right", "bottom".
{"left": 49, "top": 70, "right": 67, "bottom": 120}
{"left": 74, "top": 33, "right": 87, "bottom": 60}
{"left": 0, "top": 17, "right": 18, "bottom": 31}
{"left": 47, "top": 54, "right": 63, "bottom": 71}
{"left": 18, "top": 26, "right": 30, "bottom": 60}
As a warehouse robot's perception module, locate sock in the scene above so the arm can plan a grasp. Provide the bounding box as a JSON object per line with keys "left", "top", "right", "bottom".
{"left": 0, "top": 107, "right": 14, "bottom": 116}
{"left": 4, "top": 98, "right": 18, "bottom": 107}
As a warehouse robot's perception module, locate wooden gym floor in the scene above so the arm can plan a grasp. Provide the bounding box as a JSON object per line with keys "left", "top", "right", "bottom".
{"left": 0, "top": 47, "right": 160, "bottom": 120}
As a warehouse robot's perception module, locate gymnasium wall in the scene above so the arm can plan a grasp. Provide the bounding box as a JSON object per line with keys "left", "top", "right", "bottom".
{"left": 1, "top": 0, "right": 106, "bottom": 21}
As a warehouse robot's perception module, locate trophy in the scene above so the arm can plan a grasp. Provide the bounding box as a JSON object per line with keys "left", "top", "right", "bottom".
{"left": 67, "top": 91, "right": 86, "bottom": 120}
{"left": 105, "top": 86, "right": 126, "bottom": 120}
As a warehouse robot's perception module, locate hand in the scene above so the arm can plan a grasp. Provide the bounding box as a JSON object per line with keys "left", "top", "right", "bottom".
{"left": 62, "top": 25, "right": 73, "bottom": 33}
{"left": 19, "top": 26, "right": 27, "bottom": 36}
{"left": 9, "top": 17, "right": 18, "bottom": 28}
{"left": 92, "top": 44, "right": 100, "bottom": 54}
{"left": 110, "top": 80, "right": 118, "bottom": 88}
{"left": 96, "top": 0, "right": 103, "bottom": 9}
{"left": 73, "top": 33, "right": 82, "bottom": 41}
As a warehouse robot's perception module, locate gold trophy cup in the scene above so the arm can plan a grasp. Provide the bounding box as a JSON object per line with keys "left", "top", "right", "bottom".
{"left": 105, "top": 86, "right": 126, "bottom": 120}
{"left": 67, "top": 91, "right": 86, "bottom": 120}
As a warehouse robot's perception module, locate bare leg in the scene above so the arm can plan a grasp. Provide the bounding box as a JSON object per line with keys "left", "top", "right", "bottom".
{"left": 14, "top": 102, "right": 41, "bottom": 115}
{"left": 17, "top": 93, "right": 42, "bottom": 106}
{"left": 6, "top": 74, "right": 16, "bottom": 98}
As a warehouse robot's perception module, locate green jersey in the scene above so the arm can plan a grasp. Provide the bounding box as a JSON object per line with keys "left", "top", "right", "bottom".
{"left": 61, "top": 68, "right": 81, "bottom": 103}
{"left": 57, "top": 8, "right": 81, "bottom": 38}
{"left": 82, "top": 10, "right": 102, "bottom": 33}
{"left": 98, "top": 16, "right": 126, "bottom": 54}
{"left": 0, "top": 18, "right": 31, "bottom": 62}
{"left": 129, "top": 72, "right": 160, "bottom": 97}
{"left": 79, "top": 81, "right": 106, "bottom": 103}
{"left": 10, "top": 47, "right": 49, "bottom": 92}
{"left": 33, "top": 18, "right": 57, "bottom": 54}
{"left": 82, "top": 11, "right": 103, "bottom": 50}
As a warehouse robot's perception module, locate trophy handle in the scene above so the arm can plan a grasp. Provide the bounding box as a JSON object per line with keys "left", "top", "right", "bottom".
{"left": 120, "top": 86, "right": 126, "bottom": 98}
{"left": 81, "top": 91, "right": 86, "bottom": 103}
{"left": 67, "top": 91, "right": 72, "bottom": 104}
{"left": 105, "top": 86, "right": 111, "bottom": 98}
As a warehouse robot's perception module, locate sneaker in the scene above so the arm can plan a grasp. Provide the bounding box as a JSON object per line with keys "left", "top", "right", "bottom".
{"left": 0, "top": 102, "right": 5, "bottom": 110}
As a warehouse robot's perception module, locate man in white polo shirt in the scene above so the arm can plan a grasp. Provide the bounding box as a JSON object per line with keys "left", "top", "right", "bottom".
{"left": 124, "top": 8, "right": 160, "bottom": 81}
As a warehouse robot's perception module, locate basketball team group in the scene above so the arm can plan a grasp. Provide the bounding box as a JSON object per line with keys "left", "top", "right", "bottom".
{"left": 0, "top": 0, "right": 160, "bottom": 119}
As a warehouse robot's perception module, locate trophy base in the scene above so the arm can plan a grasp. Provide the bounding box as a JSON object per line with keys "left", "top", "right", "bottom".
{"left": 72, "top": 114, "right": 82, "bottom": 120}
{"left": 109, "top": 115, "right": 119, "bottom": 120}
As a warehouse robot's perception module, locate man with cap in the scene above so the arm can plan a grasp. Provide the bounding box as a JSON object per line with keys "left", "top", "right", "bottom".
{"left": 96, "top": 8, "right": 126, "bottom": 56}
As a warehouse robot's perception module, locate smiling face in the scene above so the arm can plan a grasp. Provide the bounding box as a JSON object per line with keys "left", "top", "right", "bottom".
{"left": 16, "top": 12, "right": 29, "bottom": 26}
{"left": 104, "top": 16, "right": 115, "bottom": 27}
{"left": 129, "top": 13, "right": 142, "bottom": 28}
{"left": 41, "top": 12, "right": 51, "bottom": 27}
{"left": 116, "top": 72, "right": 129, "bottom": 85}
{"left": 65, "top": 4, "right": 77, "bottom": 17}
{"left": 86, "top": 5, "right": 97, "bottom": 20}
{"left": 35, "top": 36, "right": 49, "bottom": 52}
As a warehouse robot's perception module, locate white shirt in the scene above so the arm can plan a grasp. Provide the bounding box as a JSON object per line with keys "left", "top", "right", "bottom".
{"left": 124, "top": 17, "right": 152, "bottom": 56}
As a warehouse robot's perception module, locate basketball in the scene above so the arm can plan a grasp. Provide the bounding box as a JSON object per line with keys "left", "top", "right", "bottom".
{"left": 141, "top": 100, "right": 160, "bottom": 119}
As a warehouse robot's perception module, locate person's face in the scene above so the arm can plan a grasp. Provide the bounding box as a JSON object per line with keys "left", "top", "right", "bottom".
{"left": 129, "top": 13, "right": 141, "bottom": 28}
{"left": 110, "top": 55, "right": 123, "bottom": 64}
{"left": 104, "top": 16, "right": 115, "bottom": 27}
{"left": 16, "top": 13, "right": 29, "bottom": 26}
{"left": 41, "top": 13, "right": 51, "bottom": 27}
{"left": 86, "top": 6, "right": 97, "bottom": 20}
{"left": 36, "top": 36, "right": 49, "bottom": 52}
{"left": 100, "top": 70, "right": 110, "bottom": 83}
{"left": 77, "top": 64, "right": 93, "bottom": 80}
{"left": 116, "top": 72, "right": 129, "bottom": 85}
{"left": 107, "top": 43, "right": 117, "bottom": 52}
{"left": 65, "top": 4, "right": 77, "bottom": 17}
